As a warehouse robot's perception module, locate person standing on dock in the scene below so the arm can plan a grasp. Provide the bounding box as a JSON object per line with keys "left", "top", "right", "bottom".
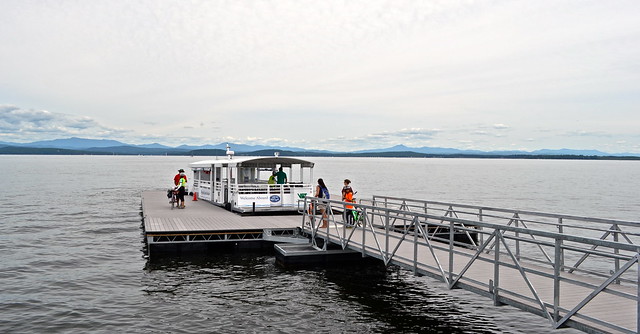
{"left": 342, "top": 179, "right": 355, "bottom": 226}
{"left": 174, "top": 169, "right": 188, "bottom": 209}
{"left": 276, "top": 167, "right": 287, "bottom": 184}
{"left": 315, "top": 178, "right": 330, "bottom": 228}
{"left": 174, "top": 168, "right": 187, "bottom": 186}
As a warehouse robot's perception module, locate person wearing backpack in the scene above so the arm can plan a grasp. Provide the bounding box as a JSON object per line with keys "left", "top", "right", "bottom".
{"left": 315, "top": 178, "right": 330, "bottom": 228}
{"left": 175, "top": 174, "right": 188, "bottom": 209}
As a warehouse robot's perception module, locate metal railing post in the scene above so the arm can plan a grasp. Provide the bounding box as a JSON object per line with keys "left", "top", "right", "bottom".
{"left": 558, "top": 218, "right": 564, "bottom": 271}
{"left": 554, "top": 238, "right": 562, "bottom": 323}
{"left": 361, "top": 208, "right": 366, "bottom": 256}
{"left": 449, "top": 220, "right": 454, "bottom": 285}
{"left": 385, "top": 209, "right": 390, "bottom": 260}
{"left": 493, "top": 229, "right": 501, "bottom": 306}
{"left": 515, "top": 217, "right": 520, "bottom": 260}
{"left": 413, "top": 216, "right": 418, "bottom": 275}
{"left": 478, "top": 208, "right": 484, "bottom": 247}
{"left": 613, "top": 224, "right": 620, "bottom": 284}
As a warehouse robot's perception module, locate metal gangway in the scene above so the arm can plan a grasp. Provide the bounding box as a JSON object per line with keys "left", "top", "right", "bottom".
{"left": 300, "top": 195, "right": 640, "bottom": 334}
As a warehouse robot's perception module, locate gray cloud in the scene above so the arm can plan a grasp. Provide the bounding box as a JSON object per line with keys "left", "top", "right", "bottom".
{"left": 314, "top": 128, "right": 442, "bottom": 151}
{"left": 370, "top": 128, "right": 440, "bottom": 140}
{"left": 0, "top": 105, "right": 129, "bottom": 142}
{"left": 564, "top": 130, "right": 612, "bottom": 138}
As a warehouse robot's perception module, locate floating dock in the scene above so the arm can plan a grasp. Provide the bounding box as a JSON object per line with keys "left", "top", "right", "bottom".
{"left": 141, "top": 191, "right": 310, "bottom": 256}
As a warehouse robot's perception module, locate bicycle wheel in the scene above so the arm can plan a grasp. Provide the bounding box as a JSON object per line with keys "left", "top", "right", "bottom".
{"left": 353, "top": 210, "right": 363, "bottom": 227}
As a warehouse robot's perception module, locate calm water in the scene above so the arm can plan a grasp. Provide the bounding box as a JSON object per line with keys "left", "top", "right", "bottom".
{"left": 2, "top": 155, "right": 638, "bottom": 333}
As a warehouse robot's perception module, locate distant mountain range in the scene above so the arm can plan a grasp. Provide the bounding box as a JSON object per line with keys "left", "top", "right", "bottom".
{"left": 353, "top": 144, "right": 625, "bottom": 157}
{"left": 0, "top": 137, "right": 639, "bottom": 159}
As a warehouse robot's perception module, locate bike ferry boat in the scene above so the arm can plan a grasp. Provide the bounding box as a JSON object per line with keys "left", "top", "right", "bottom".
{"left": 189, "top": 151, "right": 315, "bottom": 213}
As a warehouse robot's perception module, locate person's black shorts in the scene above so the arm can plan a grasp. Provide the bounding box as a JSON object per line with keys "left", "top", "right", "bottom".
{"left": 178, "top": 186, "right": 186, "bottom": 201}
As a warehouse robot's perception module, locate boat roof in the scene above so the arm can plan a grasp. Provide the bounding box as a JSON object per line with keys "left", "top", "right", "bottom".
{"left": 190, "top": 156, "right": 314, "bottom": 168}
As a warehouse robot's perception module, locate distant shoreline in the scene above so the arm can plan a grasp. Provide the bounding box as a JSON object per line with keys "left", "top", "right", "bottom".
{"left": 1, "top": 147, "right": 639, "bottom": 160}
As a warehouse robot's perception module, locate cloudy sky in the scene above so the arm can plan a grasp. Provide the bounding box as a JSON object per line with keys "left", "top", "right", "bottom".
{"left": 1, "top": 0, "right": 639, "bottom": 152}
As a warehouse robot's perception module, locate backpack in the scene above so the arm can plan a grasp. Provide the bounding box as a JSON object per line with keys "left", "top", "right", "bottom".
{"left": 321, "top": 187, "right": 330, "bottom": 199}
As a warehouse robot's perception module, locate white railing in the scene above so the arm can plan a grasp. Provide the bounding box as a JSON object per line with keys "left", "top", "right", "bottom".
{"left": 230, "top": 183, "right": 313, "bottom": 208}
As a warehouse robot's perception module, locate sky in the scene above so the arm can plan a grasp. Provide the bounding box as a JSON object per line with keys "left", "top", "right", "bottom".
{"left": 1, "top": 0, "right": 639, "bottom": 153}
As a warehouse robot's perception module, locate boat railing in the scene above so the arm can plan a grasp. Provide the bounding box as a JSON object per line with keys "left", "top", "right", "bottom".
{"left": 191, "top": 179, "right": 211, "bottom": 188}
{"left": 300, "top": 195, "right": 639, "bottom": 333}
{"left": 230, "top": 183, "right": 313, "bottom": 194}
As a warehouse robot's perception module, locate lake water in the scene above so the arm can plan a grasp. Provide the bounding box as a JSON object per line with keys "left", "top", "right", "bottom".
{"left": 2, "top": 155, "right": 638, "bottom": 333}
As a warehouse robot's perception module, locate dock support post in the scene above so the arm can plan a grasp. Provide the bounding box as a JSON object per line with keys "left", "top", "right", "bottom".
{"left": 146, "top": 236, "right": 153, "bottom": 259}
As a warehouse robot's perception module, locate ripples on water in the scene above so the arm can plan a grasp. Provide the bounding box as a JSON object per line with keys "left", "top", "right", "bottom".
{"left": 140, "top": 252, "right": 505, "bottom": 334}
{"left": 3, "top": 155, "right": 632, "bottom": 333}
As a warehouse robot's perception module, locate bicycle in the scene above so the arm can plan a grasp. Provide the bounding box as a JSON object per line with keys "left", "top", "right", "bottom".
{"left": 167, "top": 188, "right": 178, "bottom": 210}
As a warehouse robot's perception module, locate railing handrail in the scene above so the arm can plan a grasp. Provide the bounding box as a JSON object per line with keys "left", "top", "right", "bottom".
{"left": 235, "top": 182, "right": 312, "bottom": 187}
{"left": 306, "top": 196, "right": 640, "bottom": 252}
{"left": 371, "top": 194, "right": 640, "bottom": 228}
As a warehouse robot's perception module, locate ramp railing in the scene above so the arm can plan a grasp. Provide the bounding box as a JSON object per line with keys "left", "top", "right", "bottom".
{"left": 301, "top": 195, "right": 640, "bottom": 334}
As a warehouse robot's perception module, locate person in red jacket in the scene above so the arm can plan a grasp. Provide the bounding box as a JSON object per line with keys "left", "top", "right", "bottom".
{"left": 174, "top": 169, "right": 187, "bottom": 186}
{"left": 173, "top": 169, "right": 188, "bottom": 209}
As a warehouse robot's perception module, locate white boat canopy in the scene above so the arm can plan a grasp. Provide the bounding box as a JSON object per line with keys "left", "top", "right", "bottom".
{"left": 190, "top": 156, "right": 314, "bottom": 169}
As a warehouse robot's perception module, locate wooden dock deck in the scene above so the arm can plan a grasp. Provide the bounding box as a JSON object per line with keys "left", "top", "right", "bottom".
{"left": 141, "top": 191, "right": 305, "bottom": 253}
{"left": 142, "top": 191, "right": 302, "bottom": 232}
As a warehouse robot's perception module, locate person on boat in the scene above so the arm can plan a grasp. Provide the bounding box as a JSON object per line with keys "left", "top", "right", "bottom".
{"left": 315, "top": 178, "right": 330, "bottom": 228}
{"left": 276, "top": 167, "right": 287, "bottom": 184}
{"left": 174, "top": 174, "right": 187, "bottom": 209}
{"left": 268, "top": 171, "right": 277, "bottom": 184}
{"left": 342, "top": 179, "right": 355, "bottom": 226}
{"left": 174, "top": 169, "right": 187, "bottom": 186}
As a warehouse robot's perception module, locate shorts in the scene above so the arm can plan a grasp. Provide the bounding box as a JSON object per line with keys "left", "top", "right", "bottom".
{"left": 178, "top": 186, "right": 186, "bottom": 201}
